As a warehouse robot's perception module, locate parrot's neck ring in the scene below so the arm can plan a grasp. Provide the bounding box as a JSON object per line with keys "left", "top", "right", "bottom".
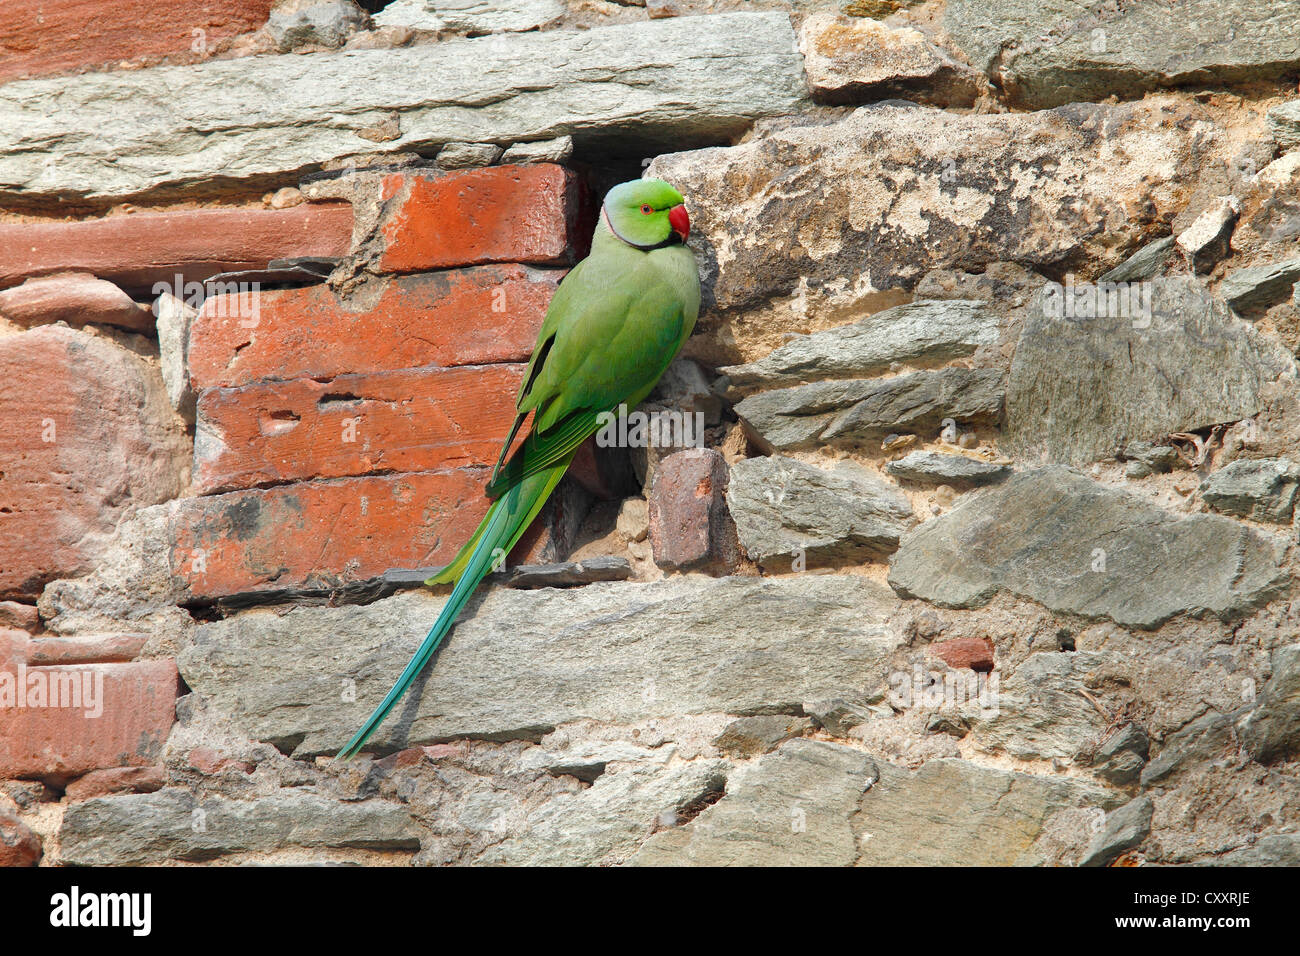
{"left": 602, "top": 207, "right": 684, "bottom": 251}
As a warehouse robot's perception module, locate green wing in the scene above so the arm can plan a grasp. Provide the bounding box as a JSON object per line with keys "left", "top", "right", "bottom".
{"left": 486, "top": 250, "right": 689, "bottom": 497}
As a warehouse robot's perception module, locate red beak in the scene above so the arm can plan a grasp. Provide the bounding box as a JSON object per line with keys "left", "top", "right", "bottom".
{"left": 668, "top": 204, "right": 690, "bottom": 242}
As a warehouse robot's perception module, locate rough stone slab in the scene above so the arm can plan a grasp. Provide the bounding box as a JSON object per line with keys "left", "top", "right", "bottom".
{"left": 434, "top": 142, "right": 503, "bottom": 168}
{"left": 1239, "top": 643, "right": 1300, "bottom": 763}
{"left": 720, "top": 299, "right": 999, "bottom": 391}
{"left": 1090, "top": 724, "right": 1150, "bottom": 787}
{"left": 727, "top": 455, "right": 914, "bottom": 568}
{"left": 885, "top": 450, "right": 1010, "bottom": 487}
{"left": 629, "top": 740, "right": 877, "bottom": 866}
{"left": 383, "top": 556, "right": 633, "bottom": 589}
{"left": 1232, "top": 153, "right": 1300, "bottom": 263}
{"left": 946, "top": 0, "right": 1300, "bottom": 108}
{"left": 651, "top": 357, "right": 724, "bottom": 427}
{"left": 887, "top": 467, "right": 1289, "bottom": 630}
{"left": 736, "top": 367, "right": 1003, "bottom": 452}
{"left": 374, "top": 0, "right": 564, "bottom": 35}
{"left": 647, "top": 100, "right": 1241, "bottom": 318}
{"left": 1080, "top": 796, "right": 1153, "bottom": 868}
{"left": 268, "top": 0, "right": 370, "bottom": 49}
{"left": 499, "top": 556, "right": 633, "bottom": 589}
{"left": 154, "top": 292, "right": 197, "bottom": 424}
{"left": 1213, "top": 834, "right": 1300, "bottom": 865}
{"left": 1200, "top": 458, "right": 1300, "bottom": 524}
{"left": 971, "top": 652, "right": 1111, "bottom": 761}
{"left": 500, "top": 135, "right": 574, "bottom": 166}
{"left": 1098, "top": 236, "right": 1175, "bottom": 284}
{"left": 1219, "top": 259, "right": 1300, "bottom": 312}
{"left": 712, "top": 715, "right": 813, "bottom": 759}
{"left": 58, "top": 789, "right": 419, "bottom": 865}
{"left": 1269, "top": 101, "right": 1300, "bottom": 153}
{"left": 0, "top": 13, "right": 806, "bottom": 204}
{"left": 736, "top": 369, "right": 1002, "bottom": 452}
{"left": 798, "top": 13, "right": 984, "bottom": 107}
{"left": 177, "top": 576, "right": 906, "bottom": 757}
{"left": 1177, "top": 197, "right": 1238, "bottom": 273}
{"left": 478, "top": 759, "right": 728, "bottom": 866}
{"left": 853, "top": 758, "right": 1120, "bottom": 866}
{"left": 1004, "top": 278, "right": 1295, "bottom": 467}
{"left": 1140, "top": 710, "right": 1238, "bottom": 787}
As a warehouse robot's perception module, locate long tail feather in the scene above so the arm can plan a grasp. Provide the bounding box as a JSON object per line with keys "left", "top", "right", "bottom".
{"left": 335, "top": 459, "right": 572, "bottom": 759}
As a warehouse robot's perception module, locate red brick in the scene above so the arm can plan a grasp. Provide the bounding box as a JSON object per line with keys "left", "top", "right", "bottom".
{"left": 0, "top": 602, "right": 38, "bottom": 633}
{"left": 195, "top": 363, "right": 526, "bottom": 494}
{"left": 64, "top": 765, "right": 166, "bottom": 801}
{"left": 0, "top": 805, "right": 41, "bottom": 866}
{"left": 378, "top": 165, "right": 582, "bottom": 273}
{"left": 930, "top": 637, "right": 995, "bottom": 672}
{"left": 0, "top": 629, "right": 29, "bottom": 671}
{"left": 0, "top": 0, "right": 275, "bottom": 84}
{"left": 0, "top": 272, "right": 154, "bottom": 333}
{"left": 169, "top": 471, "right": 491, "bottom": 600}
{"left": 0, "top": 326, "right": 188, "bottom": 600}
{"left": 188, "top": 265, "right": 557, "bottom": 389}
{"left": 169, "top": 469, "right": 583, "bottom": 600}
{"left": 0, "top": 659, "right": 179, "bottom": 783}
{"left": 648, "top": 449, "right": 740, "bottom": 574}
{"left": 0, "top": 202, "right": 353, "bottom": 294}
{"left": 26, "top": 633, "right": 148, "bottom": 666}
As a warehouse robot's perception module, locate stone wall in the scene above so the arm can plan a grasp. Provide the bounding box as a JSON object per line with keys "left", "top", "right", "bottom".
{"left": 2, "top": 0, "right": 1299, "bottom": 867}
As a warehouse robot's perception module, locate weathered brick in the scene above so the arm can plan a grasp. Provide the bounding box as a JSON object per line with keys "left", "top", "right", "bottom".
{"left": 377, "top": 165, "right": 584, "bottom": 273}
{"left": 188, "top": 265, "right": 558, "bottom": 389}
{"left": 0, "top": 272, "right": 154, "bottom": 333}
{"left": 194, "top": 363, "right": 526, "bottom": 493}
{"left": 0, "top": 659, "right": 179, "bottom": 783}
{"left": 64, "top": 766, "right": 167, "bottom": 802}
{"left": 26, "top": 634, "right": 148, "bottom": 666}
{"left": 0, "top": 804, "right": 41, "bottom": 866}
{"left": 0, "top": 0, "right": 275, "bottom": 84}
{"left": 648, "top": 448, "right": 741, "bottom": 574}
{"left": 0, "top": 326, "right": 188, "bottom": 600}
{"left": 0, "top": 629, "right": 28, "bottom": 671}
{"left": 930, "top": 637, "right": 995, "bottom": 673}
{"left": 169, "top": 468, "right": 585, "bottom": 601}
{"left": 170, "top": 471, "right": 484, "bottom": 600}
{"left": 0, "top": 602, "right": 38, "bottom": 633}
{"left": 0, "top": 202, "right": 352, "bottom": 293}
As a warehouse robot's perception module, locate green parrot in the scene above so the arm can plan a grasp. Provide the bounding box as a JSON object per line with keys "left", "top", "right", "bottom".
{"left": 337, "top": 178, "right": 701, "bottom": 759}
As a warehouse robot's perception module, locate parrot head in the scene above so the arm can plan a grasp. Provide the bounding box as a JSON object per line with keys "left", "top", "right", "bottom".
{"left": 602, "top": 178, "right": 691, "bottom": 249}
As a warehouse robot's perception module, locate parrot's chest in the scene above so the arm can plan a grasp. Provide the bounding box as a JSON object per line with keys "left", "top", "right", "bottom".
{"left": 649, "top": 245, "right": 703, "bottom": 329}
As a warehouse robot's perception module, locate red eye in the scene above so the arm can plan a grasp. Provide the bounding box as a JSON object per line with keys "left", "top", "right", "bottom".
{"left": 640, "top": 204, "right": 653, "bottom": 215}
